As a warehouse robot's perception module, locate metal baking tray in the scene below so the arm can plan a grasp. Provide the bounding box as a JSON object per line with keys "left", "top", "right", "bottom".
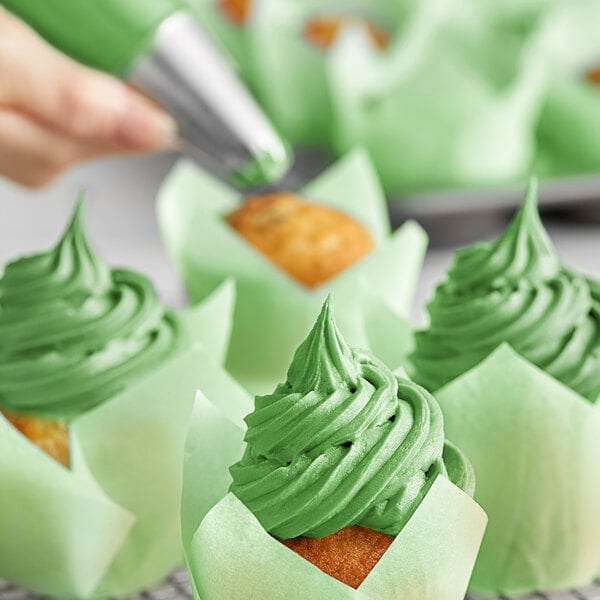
{"left": 392, "top": 173, "right": 600, "bottom": 246}
{"left": 252, "top": 147, "right": 600, "bottom": 247}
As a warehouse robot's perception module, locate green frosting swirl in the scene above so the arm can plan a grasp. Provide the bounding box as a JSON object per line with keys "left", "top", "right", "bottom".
{"left": 230, "top": 297, "right": 474, "bottom": 540}
{"left": 0, "top": 201, "right": 182, "bottom": 419}
{"left": 412, "top": 181, "right": 600, "bottom": 400}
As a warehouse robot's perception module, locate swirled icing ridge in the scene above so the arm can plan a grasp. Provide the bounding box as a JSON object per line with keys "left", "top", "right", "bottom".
{"left": 0, "top": 201, "right": 182, "bottom": 418}
{"left": 412, "top": 181, "right": 600, "bottom": 400}
{"left": 230, "top": 297, "right": 474, "bottom": 539}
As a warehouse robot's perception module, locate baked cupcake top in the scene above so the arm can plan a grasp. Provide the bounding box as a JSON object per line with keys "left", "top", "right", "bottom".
{"left": 227, "top": 192, "right": 374, "bottom": 289}
{"left": 412, "top": 181, "right": 600, "bottom": 400}
{"left": 0, "top": 201, "right": 182, "bottom": 419}
{"left": 229, "top": 297, "right": 473, "bottom": 539}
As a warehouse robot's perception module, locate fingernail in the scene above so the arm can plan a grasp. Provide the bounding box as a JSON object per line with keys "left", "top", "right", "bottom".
{"left": 114, "top": 102, "right": 179, "bottom": 150}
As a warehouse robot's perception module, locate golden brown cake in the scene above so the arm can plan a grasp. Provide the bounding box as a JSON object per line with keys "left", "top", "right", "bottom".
{"left": 227, "top": 192, "right": 374, "bottom": 288}
{"left": 281, "top": 526, "right": 394, "bottom": 589}
{"left": 218, "top": 0, "right": 252, "bottom": 25}
{"left": 304, "top": 15, "right": 389, "bottom": 51}
{"left": 3, "top": 410, "right": 69, "bottom": 467}
{"left": 586, "top": 66, "right": 600, "bottom": 85}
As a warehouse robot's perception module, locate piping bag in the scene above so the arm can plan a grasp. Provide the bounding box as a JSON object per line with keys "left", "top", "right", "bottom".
{"left": 1, "top": 0, "right": 292, "bottom": 187}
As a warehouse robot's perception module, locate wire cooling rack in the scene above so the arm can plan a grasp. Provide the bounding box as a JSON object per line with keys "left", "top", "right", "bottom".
{"left": 2, "top": 569, "right": 600, "bottom": 599}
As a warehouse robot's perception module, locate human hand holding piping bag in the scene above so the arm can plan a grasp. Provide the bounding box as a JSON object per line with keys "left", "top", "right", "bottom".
{"left": 0, "top": 8, "right": 178, "bottom": 188}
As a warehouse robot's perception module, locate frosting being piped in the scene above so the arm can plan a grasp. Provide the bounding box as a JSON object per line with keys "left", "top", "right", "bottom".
{"left": 0, "top": 201, "right": 182, "bottom": 419}
{"left": 230, "top": 297, "right": 473, "bottom": 539}
{"left": 412, "top": 181, "right": 600, "bottom": 400}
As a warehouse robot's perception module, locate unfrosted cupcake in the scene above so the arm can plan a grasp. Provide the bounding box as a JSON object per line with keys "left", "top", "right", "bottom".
{"left": 227, "top": 191, "right": 374, "bottom": 289}
{"left": 159, "top": 151, "right": 426, "bottom": 393}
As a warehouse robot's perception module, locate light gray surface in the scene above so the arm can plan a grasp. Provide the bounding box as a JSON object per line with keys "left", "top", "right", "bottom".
{"left": 0, "top": 152, "right": 599, "bottom": 324}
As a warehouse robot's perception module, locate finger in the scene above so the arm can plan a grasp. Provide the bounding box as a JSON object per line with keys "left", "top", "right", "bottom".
{"left": 0, "top": 9, "right": 178, "bottom": 151}
{"left": 0, "top": 110, "right": 143, "bottom": 188}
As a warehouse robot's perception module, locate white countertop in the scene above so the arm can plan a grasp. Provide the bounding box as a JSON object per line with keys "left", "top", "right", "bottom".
{"left": 1, "top": 152, "right": 599, "bottom": 323}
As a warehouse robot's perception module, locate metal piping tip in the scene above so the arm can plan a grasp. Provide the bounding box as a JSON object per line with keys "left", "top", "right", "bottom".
{"left": 231, "top": 143, "right": 292, "bottom": 188}
{"left": 129, "top": 12, "right": 292, "bottom": 187}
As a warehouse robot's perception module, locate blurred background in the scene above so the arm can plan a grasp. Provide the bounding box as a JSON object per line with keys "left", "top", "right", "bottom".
{"left": 1, "top": 0, "right": 600, "bottom": 321}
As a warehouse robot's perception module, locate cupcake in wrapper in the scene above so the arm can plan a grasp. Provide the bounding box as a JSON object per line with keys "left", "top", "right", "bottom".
{"left": 189, "top": 0, "right": 416, "bottom": 149}
{"left": 410, "top": 181, "right": 600, "bottom": 594}
{"left": 533, "top": 1, "right": 600, "bottom": 176}
{"left": 181, "top": 297, "right": 486, "bottom": 599}
{"left": 191, "top": 0, "right": 600, "bottom": 191}
{"left": 242, "top": 0, "right": 404, "bottom": 147}
{"left": 0, "top": 200, "right": 235, "bottom": 598}
{"left": 537, "top": 81, "right": 600, "bottom": 176}
{"left": 329, "top": 0, "right": 551, "bottom": 193}
{"left": 158, "top": 150, "right": 426, "bottom": 394}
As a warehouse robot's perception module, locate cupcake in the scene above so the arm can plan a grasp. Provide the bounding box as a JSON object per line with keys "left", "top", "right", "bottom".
{"left": 533, "top": 0, "right": 600, "bottom": 178}
{"left": 0, "top": 200, "right": 235, "bottom": 597}
{"left": 218, "top": 0, "right": 251, "bottom": 26}
{"left": 0, "top": 202, "right": 181, "bottom": 463}
{"left": 159, "top": 150, "right": 426, "bottom": 393}
{"left": 246, "top": 0, "right": 398, "bottom": 148}
{"left": 329, "top": 0, "right": 552, "bottom": 193}
{"left": 227, "top": 191, "right": 374, "bottom": 289}
{"left": 410, "top": 182, "right": 600, "bottom": 594}
{"left": 190, "top": 0, "right": 404, "bottom": 148}
{"left": 303, "top": 14, "right": 390, "bottom": 53}
{"left": 191, "top": 0, "right": 600, "bottom": 192}
{"left": 181, "top": 298, "right": 487, "bottom": 599}
{"left": 411, "top": 180, "right": 600, "bottom": 400}
{"left": 536, "top": 79, "right": 600, "bottom": 176}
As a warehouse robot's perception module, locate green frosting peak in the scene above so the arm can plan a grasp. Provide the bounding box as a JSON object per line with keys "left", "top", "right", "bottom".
{"left": 230, "top": 298, "right": 474, "bottom": 540}
{"left": 0, "top": 200, "right": 182, "bottom": 419}
{"left": 1, "top": 199, "right": 112, "bottom": 304}
{"left": 286, "top": 296, "right": 359, "bottom": 395}
{"left": 412, "top": 183, "right": 600, "bottom": 400}
{"left": 447, "top": 179, "right": 559, "bottom": 292}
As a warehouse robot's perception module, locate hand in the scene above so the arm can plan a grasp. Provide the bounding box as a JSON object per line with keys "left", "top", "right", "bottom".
{"left": 0, "top": 9, "right": 178, "bottom": 188}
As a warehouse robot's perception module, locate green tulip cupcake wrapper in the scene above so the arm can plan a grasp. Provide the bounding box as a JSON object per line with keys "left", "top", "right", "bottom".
{"left": 429, "top": 344, "right": 600, "bottom": 595}
{"left": 245, "top": 0, "right": 409, "bottom": 149}
{"left": 328, "top": 0, "right": 548, "bottom": 193}
{"left": 180, "top": 376, "right": 487, "bottom": 600}
{"left": 189, "top": 0, "right": 600, "bottom": 193}
{"left": 158, "top": 149, "right": 426, "bottom": 394}
{"left": 0, "top": 280, "right": 235, "bottom": 599}
{"left": 533, "top": 1, "right": 600, "bottom": 176}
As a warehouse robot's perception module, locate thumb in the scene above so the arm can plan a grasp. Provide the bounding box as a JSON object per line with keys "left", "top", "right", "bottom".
{"left": 0, "top": 9, "right": 178, "bottom": 150}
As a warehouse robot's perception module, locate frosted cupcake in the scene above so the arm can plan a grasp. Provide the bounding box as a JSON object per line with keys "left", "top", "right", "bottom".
{"left": 181, "top": 298, "right": 487, "bottom": 599}
{"left": 410, "top": 182, "right": 600, "bottom": 594}
{"left": 0, "top": 202, "right": 182, "bottom": 463}
{"left": 0, "top": 200, "right": 234, "bottom": 598}
{"left": 412, "top": 180, "right": 600, "bottom": 400}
